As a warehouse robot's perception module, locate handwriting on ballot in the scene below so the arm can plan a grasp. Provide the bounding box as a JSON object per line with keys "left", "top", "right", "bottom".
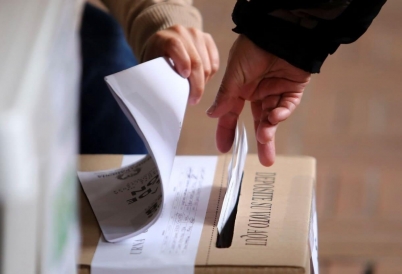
{"left": 90, "top": 156, "right": 218, "bottom": 274}
{"left": 161, "top": 167, "right": 205, "bottom": 255}
{"left": 78, "top": 155, "right": 164, "bottom": 242}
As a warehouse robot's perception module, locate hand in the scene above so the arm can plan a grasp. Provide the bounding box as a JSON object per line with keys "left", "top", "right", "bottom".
{"left": 142, "top": 25, "right": 219, "bottom": 105}
{"left": 206, "top": 35, "right": 311, "bottom": 166}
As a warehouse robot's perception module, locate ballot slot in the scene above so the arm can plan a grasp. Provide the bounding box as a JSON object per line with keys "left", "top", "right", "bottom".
{"left": 216, "top": 172, "right": 244, "bottom": 248}
{"left": 216, "top": 123, "right": 248, "bottom": 248}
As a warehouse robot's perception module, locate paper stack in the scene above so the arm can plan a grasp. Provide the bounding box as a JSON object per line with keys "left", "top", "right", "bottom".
{"left": 79, "top": 58, "right": 249, "bottom": 246}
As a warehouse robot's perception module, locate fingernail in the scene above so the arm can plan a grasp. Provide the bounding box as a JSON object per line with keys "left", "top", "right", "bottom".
{"left": 182, "top": 69, "right": 190, "bottom": 78}
{"left": 206, "top": 103, "right": 216, "bottom": 115}
{"left": 189, "top": 97, "right": 199, "bottom": 105}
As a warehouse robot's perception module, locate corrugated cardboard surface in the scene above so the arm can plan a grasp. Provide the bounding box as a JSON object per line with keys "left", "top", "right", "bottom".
{"left": 176, "top": 1, "right": 402, "bottom": 270}
{"left": 78, "top": 154, "right": 315, "bottom": 273}
{"left": 78, "top": 155, "right": 123, "bottom": 273}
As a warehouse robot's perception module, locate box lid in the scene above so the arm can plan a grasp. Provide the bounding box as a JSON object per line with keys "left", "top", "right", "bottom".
{"left": 194, "top": 155, "right": 316, "bottom": 270}
{"left": 78, "top": 154, "right": 316, "bottom": 273}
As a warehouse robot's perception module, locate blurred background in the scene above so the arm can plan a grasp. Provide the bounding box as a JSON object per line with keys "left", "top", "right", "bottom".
{"left": 176, "top": 0, "right": 402, "bottom": 273}
{"left": 2, "top": 0, "right": 400, "bottom": 273}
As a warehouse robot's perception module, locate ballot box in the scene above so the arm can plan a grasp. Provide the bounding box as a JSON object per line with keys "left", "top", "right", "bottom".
{"left": 78, "top": 154, "right": 318, "bottom": 274}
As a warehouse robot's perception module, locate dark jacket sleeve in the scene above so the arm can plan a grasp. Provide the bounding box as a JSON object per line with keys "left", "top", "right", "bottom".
{"left": 232, "top": 0, "right": 386, "bottom": 73}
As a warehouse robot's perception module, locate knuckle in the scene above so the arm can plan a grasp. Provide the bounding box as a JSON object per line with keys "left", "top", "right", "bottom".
{"left": 146, "top": 32, "right": 166, "bottom": 46}
{"left": 205, "top": 33, "right": 213, "bottom": 41}
{"left": 153, "top": 31, "right": 165, "bottom": 41}
{"left": 165, "top": 37, "right": 181, "bottom": 50}
{"left": 204, "top": 67, "right": 212, "bottom": 77}
{"left": 211, "top": 62, "right": 219, "bottom": 74}
{"left": 188, "top": 27, "right": 199, "bottom": 36}
{"left": 171, "top": 24, "right": 185, "bottom": 34}
{"left": 191, "top": 57, "right": 202, "bottom": 70}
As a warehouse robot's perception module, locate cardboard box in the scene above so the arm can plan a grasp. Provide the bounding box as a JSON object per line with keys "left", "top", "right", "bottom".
{"left": 78, "top": 154, "right": 317, "bottom": 274}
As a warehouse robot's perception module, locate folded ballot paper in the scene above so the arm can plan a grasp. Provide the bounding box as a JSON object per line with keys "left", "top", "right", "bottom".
{"left": 77, "top": 57, "right": 248, "bottom": 244}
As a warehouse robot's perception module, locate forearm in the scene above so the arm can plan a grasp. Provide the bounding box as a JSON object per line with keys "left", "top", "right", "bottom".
{"left": 101, "top": 0, "right": 202, "bottom": 60}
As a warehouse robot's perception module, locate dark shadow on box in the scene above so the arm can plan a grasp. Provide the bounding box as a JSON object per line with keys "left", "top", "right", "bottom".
{"left": 79, "top": 180, "right": 223, "bottom": 245}
{"left": 200, "top": 184, "right": 225, "bottom": 227}
{"left": 216, "top": 172, "right": 244, "bottom": 248}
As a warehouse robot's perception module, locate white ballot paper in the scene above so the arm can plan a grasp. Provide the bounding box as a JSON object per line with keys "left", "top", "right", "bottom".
{"left": 90, "top": 155, "right": 217, "bottom": 274}
{"left": 78, "top": 58, "right": 189, "bottom": 242}
{"left": 77, "top": 57, "right": 248, "bottom": 273}
{"left": 217, "top": 124, "right": 248, "bottom": 234}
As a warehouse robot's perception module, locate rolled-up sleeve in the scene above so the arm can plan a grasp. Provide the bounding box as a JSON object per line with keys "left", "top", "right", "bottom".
{"left": 101, "top": 0, "right": 202, "bottom": 61}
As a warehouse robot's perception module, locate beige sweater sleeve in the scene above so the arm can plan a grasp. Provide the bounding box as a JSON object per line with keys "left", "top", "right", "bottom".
{"left": 101, "top": 0, "right": 202, "bottom": 61}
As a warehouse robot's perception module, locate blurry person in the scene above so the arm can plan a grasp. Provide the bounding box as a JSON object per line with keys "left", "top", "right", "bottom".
{"left": 207, "top": 0, "right": 386, "bottom": 166}
{"left": 80, "top": 0, "right": 219, "bottom": 154}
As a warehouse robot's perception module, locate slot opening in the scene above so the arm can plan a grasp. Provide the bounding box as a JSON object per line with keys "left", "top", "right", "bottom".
{"left": 216, "top": 172, "right": 244, "bottom": 248}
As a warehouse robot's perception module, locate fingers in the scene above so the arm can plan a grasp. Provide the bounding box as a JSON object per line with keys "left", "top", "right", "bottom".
{"left": 249, "top": 77, "right": 305, "bottom": 166}
{"left": 185, "top": 29, "right": 219, "bottom": 104}
{"left": 185, "top": 28, "right": 219, "bottom": 84}
{"left": 206, "top": 37, "right": 251, "bottom": 118}
{"left": 257, "top": 137, "right": 276, "bottom": 167}
{"left": 253, "top": 77, "right": 306, "bottom": 99}
{"left": 250, "top": 82, "right": 302, "bottom": 166}
{"left": 207, "top": 90, "right": 234, "bottom": 153}
{"left": 162, "top": 35, "right": 192, "bottom": 78}
{"left": 208, "top": 34, "right": 272, "bottom": 158}
{"left": 208, "top": 61, "right": 246, "bottom": 152}
{"left": 254, "top": 77, "right": 304, "bottom": 125}
{"left": 216, "top": 112, "right": 239, "bottom": 153}
{"left": 206, "top": 65, "right": 246, "bottom": 117}
{"left": 183, "top": 43, "right": 205, "bottom": 105}
{"left": 142, "top": 25, "right": 220, "bottom": 105}
{"left": 215, "top": 98, "right": 245, "bottom": 152}
{"left": 204, "top": 33, "right": 220, "bottom": 79}
{"left": 251, "top": 101, "right": 277, "bottom": 166}
{"left": 211, "top": 81, "right": 246, "bottom": 153}
{"left": 251, "top": 98, "right": 279, "bottom": 145}
{"left": 204, "top": 35, "right": 310, "bottom": 167}
{"left": 188, "top": 28, "right": 211, "bottom": 82}
{"left": 268, "top": 95, "right": 299, "bottom": 125}
{"left": 211, "top": 39, "right": 250, "bottom": 152}
{"left": 142, "top": 29, "right": 192, "bottom": 78}
{"left": 163, "top": 26, "right": 202, "bottom": 105}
